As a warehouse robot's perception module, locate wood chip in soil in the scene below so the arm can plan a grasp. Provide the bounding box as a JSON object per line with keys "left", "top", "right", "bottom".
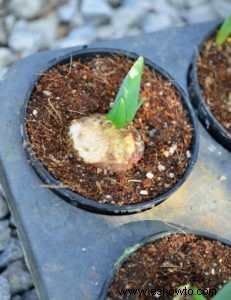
{"left": 26, "top": 55, "right": 194, "bottom": 206}
{"left": 107, "top": 234, "right": 231, "bottom": 300}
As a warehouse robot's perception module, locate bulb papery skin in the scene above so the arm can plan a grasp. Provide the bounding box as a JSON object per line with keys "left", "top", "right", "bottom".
{"left": 69, "top": 114, "right": 144, "bottom": 171}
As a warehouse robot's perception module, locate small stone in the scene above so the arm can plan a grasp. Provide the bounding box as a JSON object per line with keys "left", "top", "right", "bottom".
{"left": 158, "top": 164, "right": 166, "bottom": 172}
{"left": 0, "top": 19, "right": 8, "bottom": 45}
{"left": 0, "top": 220, "right": 11, "bottom": 252}
{"left": 32, "top": 110, "right": 38, "bottom": 116}
{"left": 140, "top": 190, "right": 148, "bottom": 195}
{"left": 21, "top": 289, "right": 39, "bottom": 300}
{"left": 2, "top": 260, "right": 34, "bottom": 294}
{"left": 182, "top": 4, "right": 217, "bottom": 23}
{"left": 141, "top": 12, "right": 173, "bottom": 32}
{"left": 8, "top": 20, "right": 43, "bottom": 54}
{"left": 0, "top": 276, "right": 10, "bottom": 300}
{"left": 57, "top": 0, "right": 79, "bottom": 23}
{"left": 54, "top": 26, "right": 97, "bottom": 48}
{"left": 212, "top": 0, "right": 231, "bottom": 18}
{"left": 0, "top": 190, "right": 9, "bottom": 219}
{"left": 146, "top": 172, "right": 154, "bottom": 179}
{"left": 0, "top": 238, "right": 24, "bottom": 268}
{"left": 169, "top": 172, "right": 175, "bottom": 178}
{"left": 0, "top": 48, "right": 15, "bottom": 67}
{"left": 219, "top": 175, "right": 226, "bottom": 182}
{"left": 28, "top": 12, "right": 58, "bottom": 48}
{"left": 9, "top": 0, "right": 45, "bottom": 19}
{"left": 82, "top": 0, "right": 113, "bottom": 24}
{"left": 186, "top": 150, "right": 191, "bottom": 158}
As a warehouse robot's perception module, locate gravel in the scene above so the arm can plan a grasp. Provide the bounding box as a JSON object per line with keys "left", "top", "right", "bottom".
{"left": 0, "top": 0, "right": 229, "bottom": 298}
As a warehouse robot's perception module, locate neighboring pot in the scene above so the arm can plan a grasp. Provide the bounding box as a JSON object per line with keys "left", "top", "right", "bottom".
{"left": 22, "top": 47, "right": 199, "bottom": 214}
{"left": 188, "top": 23, "right": 231, "bottom": 151}
{"left": 100, "top": 229, "right": 231, "bottom": 299}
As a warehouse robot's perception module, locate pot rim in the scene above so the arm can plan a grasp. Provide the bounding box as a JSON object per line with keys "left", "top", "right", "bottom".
{"left": 188, "top": 21, "right": 231, "bottom": 151}
{"left": 22, "top": 47, "right": 199, "bottom": 214}
{"left": 99, "top": 228, "right": 231, "bottom": 299}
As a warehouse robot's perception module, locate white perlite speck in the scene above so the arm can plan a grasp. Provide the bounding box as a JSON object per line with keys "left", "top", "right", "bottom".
{"left": 211, "top": 268, "right": 215, "bottom": 275}
{"left": 158, "top": 164, "right": 165, "bottom": 172}
{"left": 168, "top": 172, "right": 175, "bottom": 178}
{"left": 43, "top": 90, "right": 52, "bottom": 96}
{"left": 219, "top": 175, "right": 226, "bottom": 181}
{"left": 146, "top": 172, "right": 154, "bottom": 179}
{"left": 140, "top": 190, "right": 148, "bottom": 195}
{"left": 186, "top": 150, "right": 191, "bottom": 158}
{"left": 32, "top": 109, "right": 38, "bottom": 116}
{"left": 169, "top": 144, "right": 177, "bottom": 155}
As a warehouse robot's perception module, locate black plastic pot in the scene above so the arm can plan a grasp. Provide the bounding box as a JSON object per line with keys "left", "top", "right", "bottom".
{"left": 188, "top": 23, "right": 231, "bottom": 151}
{"left": 100, "top": 229, "right": 231, "bottom": 299}
{"left": 22, "top": 47, "right": 199, "bottom": 214}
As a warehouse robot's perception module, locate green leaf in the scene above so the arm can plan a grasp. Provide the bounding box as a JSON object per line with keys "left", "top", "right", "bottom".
{"left": 213, "top": 281, "right": 231, "bottom": 300}
{"left": 106, "top": 56, "right": 144, "bottom": 128}
{"left": 192, "top": 288, "right": 207, "bottom": 300}
{"left": 216, "top": 14, "right": 231, "bottom": 45}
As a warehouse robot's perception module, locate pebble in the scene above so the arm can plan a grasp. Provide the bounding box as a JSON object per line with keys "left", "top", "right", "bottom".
{"left": 82, "top": 0, "right": 113, "bottom": 24}
{"left": 0, "top": 238, "right": 24, "bottom": 269}
{"left": 55, "top": 25, "right": 97, "bottom": 48}
{"left": 141, "top": 12, "right": 173, "bottom": 32}
{"left": 0, "top": 276, "right": 10, "bottom": 300}
{"left": 0, "top": 48, "right": 15, "bottom": 67}
{"left": 0, "top": 19, "right": 8, "bottom": 45}
{"left": 8, "top": 20, "right": 44, "bottom": 54}
{"left": 158, "top": 164, "right": 166, "bottom": 172}
{"left": 57, "top": 0, "right": 79, "bottom": 23}
{"left": 9, "top": 0, "right": 45, "bottom": 19}
{"left": 2, "top": 260, "right": 34, "bottom": 295}
{"left": 0, "top": 191, "right": 9, "bottom": 219}
{"left": 21, "top": 289, "right": 38, "bottom": 300}
{"left": 0, "top": 220, "right": 11, "bottom": 252}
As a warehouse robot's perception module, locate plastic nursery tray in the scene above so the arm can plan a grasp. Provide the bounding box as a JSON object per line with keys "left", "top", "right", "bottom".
{"left": 0, "top": 21, "right": 230, "bottom": 300}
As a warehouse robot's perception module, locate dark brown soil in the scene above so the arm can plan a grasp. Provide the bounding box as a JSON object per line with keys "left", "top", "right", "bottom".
{"left": 26, "top": 55, "right": 193, "bottom": 206}
{"left": 197, "top": 33, "right": 231, "bottom": 134}
{"left": 107, "top": 234, "right": 231, "bottom": 300}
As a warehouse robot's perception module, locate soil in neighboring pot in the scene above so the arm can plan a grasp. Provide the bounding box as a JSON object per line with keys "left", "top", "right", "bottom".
{"left": 26, "top": 55, "right": 193, "bottom": 206}
{"left": 107, "top": 234, "right": 231, "bottom": 300}
{"left": 197, "top": 33, "right": 231, "bottom": 134}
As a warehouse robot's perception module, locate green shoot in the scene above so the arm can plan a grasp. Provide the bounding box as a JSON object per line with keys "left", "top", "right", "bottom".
{"left": 216, "top": 14, "right": 231, "bottom": 45}
{"left": 106, "top": 56, "right": 144, "bottom": 129}
{"left": 192, "top": 288, "right": 206, "bottom": 300}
